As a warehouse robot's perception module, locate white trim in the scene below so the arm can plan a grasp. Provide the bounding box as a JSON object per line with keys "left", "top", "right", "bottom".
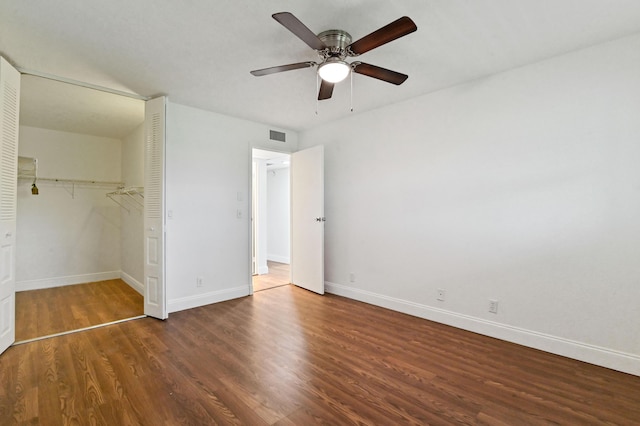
{"left": 257, "top": 265, "right": 269, "bottom": 275}
{"left": 325, "top": 281, "right": 640, "bottom": 377}
{"left": 16, "top": 271, "right": 121, "bottom": 292}
{"left": 120, "top": 271, "right": 144, "bottom": 295}
{"left": 168, "top": 286, "right": 248, "bottom": 313}
{"left": 267, "top": 254, "right": 290, "bottom": 264}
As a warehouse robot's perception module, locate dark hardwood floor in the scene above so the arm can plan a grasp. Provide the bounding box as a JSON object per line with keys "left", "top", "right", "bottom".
{"left": 253, "top": 261, "right": 290, "bottom": 292}
{"left": 15, "top": 279, "right": 144, "bottom": 341}
{"left": 1, "top": 284, "right": 639, "bottom": 424}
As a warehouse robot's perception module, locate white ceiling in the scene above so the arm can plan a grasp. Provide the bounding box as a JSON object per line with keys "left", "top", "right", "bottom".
{"left": 253, "top": 148, "right": 290, "bottom": 170}
{"left": 3, "top": 0, "right": 640, "bottom": 133}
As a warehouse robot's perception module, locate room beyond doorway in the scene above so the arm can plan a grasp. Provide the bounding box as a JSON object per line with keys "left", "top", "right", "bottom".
{"left": 251, "top": 148, "right": 291, "bottom": 292}
{"left": 253, "top": 261, "right": 290, "bottom": 292}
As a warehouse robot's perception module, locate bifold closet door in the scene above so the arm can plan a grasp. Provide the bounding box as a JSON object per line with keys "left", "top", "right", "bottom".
{"left": 0, "top": 57, "right": 20, "bottom": 355}
{"left": 143, "top": 96, "right": 167, "bottom": 319}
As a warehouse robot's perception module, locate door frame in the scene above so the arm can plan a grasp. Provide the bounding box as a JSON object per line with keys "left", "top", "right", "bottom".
{"left": 9, "top": 70, "right": 167, "bottom": 338}
{"left": 249, "top": 147, "right": 292, "bottom": 295}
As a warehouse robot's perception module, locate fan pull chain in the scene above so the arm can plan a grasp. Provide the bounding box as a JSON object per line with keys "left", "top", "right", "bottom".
{"left": 315, "top": 73, "right": 319, "bottom": 115}
{"left": 350, "top": 70, "right": 354, "bottom": 112}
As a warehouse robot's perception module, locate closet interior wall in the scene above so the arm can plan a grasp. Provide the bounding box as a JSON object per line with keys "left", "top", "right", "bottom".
{"left": 16, "top": 124, "right": 144, "bottom": 292}
{"left": 120, "top": 123, "right": 144, "bottom": 291}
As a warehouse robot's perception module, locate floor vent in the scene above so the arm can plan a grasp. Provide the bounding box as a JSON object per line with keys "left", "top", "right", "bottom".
{"left": 269, "top": 130, "right": 286, "bottom": 142}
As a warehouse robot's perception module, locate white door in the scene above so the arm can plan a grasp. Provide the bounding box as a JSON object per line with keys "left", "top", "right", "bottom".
{"left": 0, "top": 57, "right": 20, "bottom": 354}
{"left": 143, "top": 96, "right": 167, "bottom": 319}
{"left": 291, "top": 145, "right": 324, "bottom": 294}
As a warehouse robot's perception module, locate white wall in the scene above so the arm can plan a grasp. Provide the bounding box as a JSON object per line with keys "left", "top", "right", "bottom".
{"left": 16, "top": 126, "right": 122, "bottom": 289}
{"left": 120, "top": 123, "right": 144, "bottom": 292}
{"left": 121, "top": 123, "right": 144, "bottom": 187}
{"left": 299, "top": 34, "right": 640, "bottom": 375}
{"left": 267, "top": 167, "right": 290, "bottom": 263}
{"left": 165, "top": 102, "right": 297, "bottom": 312}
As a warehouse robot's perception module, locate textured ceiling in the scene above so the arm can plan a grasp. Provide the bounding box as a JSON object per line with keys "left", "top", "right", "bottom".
{"left": 3, "top": 0, "right": 640, "bottom": 133}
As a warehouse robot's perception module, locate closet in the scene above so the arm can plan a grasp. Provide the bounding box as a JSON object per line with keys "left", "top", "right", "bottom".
{"left": 15, "top": 74, "right": 146, "bottom": 341}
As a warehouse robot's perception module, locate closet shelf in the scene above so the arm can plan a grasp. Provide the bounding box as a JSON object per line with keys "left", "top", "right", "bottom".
{"left": 18, "top": 157, "right": 123, "bottom": 188}
{"left": 107, "top": 187, "right": 144, "bottom": 212}
{"left": 17, "top": 175, "right": 124, "bottom": 187}
{"left": 18, "top": 173, "right": 124, "bottom": 199}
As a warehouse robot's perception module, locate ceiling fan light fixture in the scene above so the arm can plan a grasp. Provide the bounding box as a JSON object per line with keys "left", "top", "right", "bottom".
{"left": 318, "top": 59, "right": 350, "bottom": 83}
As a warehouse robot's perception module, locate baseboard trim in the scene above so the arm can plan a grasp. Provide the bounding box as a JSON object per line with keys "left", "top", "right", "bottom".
{"left": 16, "top": 271, "right": 121, "bottom": 292}
{"left": 257, "top": 265, "right": 269, "bottom": 275}
{"left": 120, "top": 271, "right": 144, "bottom": 295}
{"left": 168, "top": 285, "right": 249, "bottom": 313}
{"left": 267, "top": 255, "right": 290, "bottom": 264}
{"left": 325, "top": 281, "right": 640, "bottom": 376}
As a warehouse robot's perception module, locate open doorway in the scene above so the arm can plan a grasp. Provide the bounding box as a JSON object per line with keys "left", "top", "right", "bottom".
{"left": 14, "top": 74, "right": 146, "bottom": 343}
{"left": 252, "top": 148, "right": 291, "bottom": 292}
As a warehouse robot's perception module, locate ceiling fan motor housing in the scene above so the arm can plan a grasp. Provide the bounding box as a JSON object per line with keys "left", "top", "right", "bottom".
{"left": 318, "top": 29, "right": 352, "bottom": 59}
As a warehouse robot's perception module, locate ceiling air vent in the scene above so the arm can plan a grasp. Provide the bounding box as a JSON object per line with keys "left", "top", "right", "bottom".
{"left": 269, "top": 130, "right": 286, "bottom": 142}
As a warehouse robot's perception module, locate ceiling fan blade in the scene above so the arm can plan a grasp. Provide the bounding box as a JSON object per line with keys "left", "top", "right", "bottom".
{"left": 353, "top": 63, "right": 408, "bottom": 85}
{"left": 318, "top": 80, "right": 334, "bottom": 100}
{"left": 272, "top": 12, "right": 327, "bottom": 50}
{"left": 347, "top": 16, "right": 417, "bottom": 55}
{"left": 250, "top": 62, "right": 314, "bottom": 76}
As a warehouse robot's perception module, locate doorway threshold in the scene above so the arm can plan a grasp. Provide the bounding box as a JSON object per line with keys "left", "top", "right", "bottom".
{"left": 253, "top": 283, "right": 291, "bottom": 293}
{"left": 12, "top": 315, "right": 147, "bottom": 345}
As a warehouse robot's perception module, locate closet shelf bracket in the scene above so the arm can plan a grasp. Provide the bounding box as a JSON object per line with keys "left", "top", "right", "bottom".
{"left": 107, "top": 187, "right": 144, "bottom": 212}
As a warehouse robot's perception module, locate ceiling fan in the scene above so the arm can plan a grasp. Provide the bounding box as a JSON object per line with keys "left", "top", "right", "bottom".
{"left": 250, "top": 12, "right": 417, "bottom": 101}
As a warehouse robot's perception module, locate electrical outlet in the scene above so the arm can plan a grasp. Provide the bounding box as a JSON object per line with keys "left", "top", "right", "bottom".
{"left": 349, "top": 273, "right": 356, "bottom": 283}
{"left": 437, "top": 289, "right": 446, "bottom": 301}
{"left": 196, "top": 276, "right": 204, "bottom": 287}
{"left": 489, "top": 299, "right": 499, "bottom": 314}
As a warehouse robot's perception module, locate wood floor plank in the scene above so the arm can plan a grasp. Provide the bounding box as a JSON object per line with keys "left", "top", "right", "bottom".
{"left": 1, "top": 285, "right": 639, "bottom": 424}
{"left": 36, "top": 339, "right": 63, "bottom": 424}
